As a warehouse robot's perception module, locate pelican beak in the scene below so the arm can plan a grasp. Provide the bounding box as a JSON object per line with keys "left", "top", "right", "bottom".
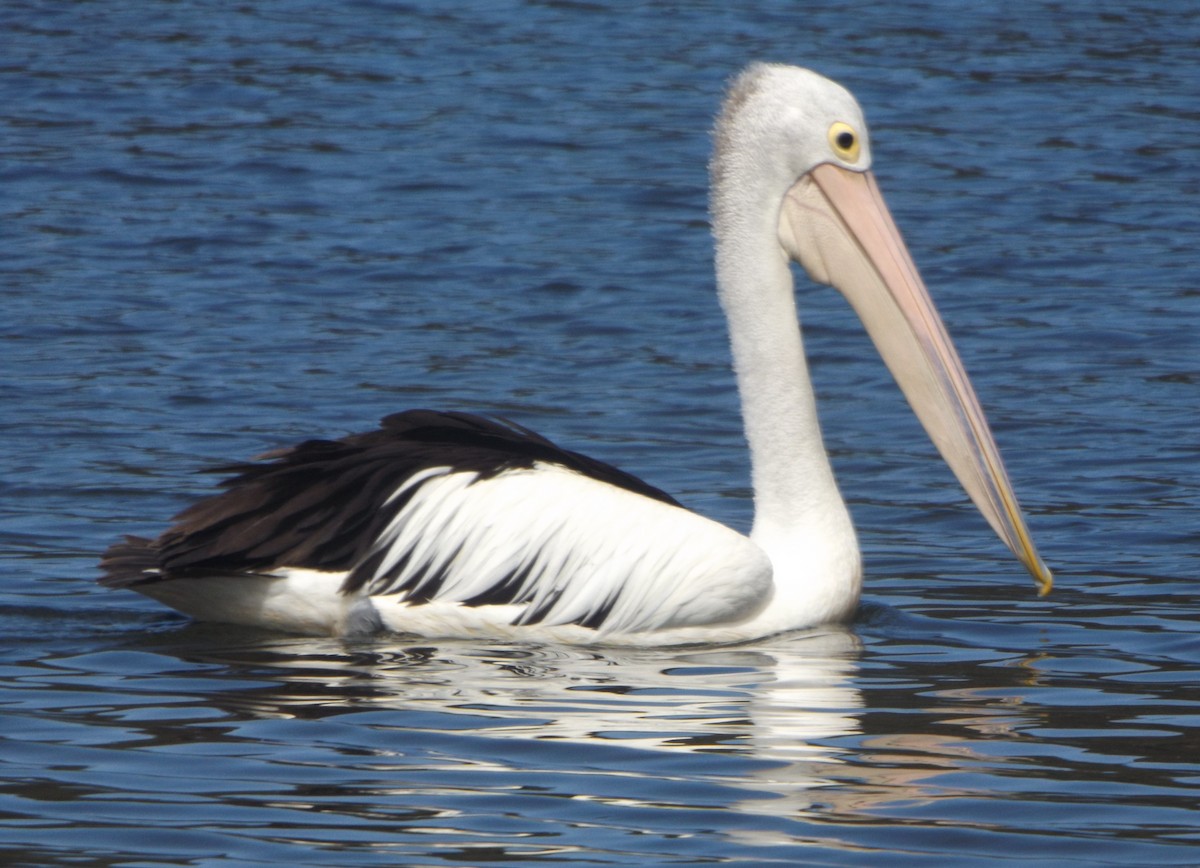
{"left": 779, "top": 162, "right": 1052, "bottom": 594}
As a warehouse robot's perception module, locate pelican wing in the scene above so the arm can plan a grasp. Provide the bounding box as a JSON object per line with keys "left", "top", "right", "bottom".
{"left": 353, "top": 461, "right": 772, "bottom": 634}
{"left": 101, "top": 411, "right": 772, "bottom": 635}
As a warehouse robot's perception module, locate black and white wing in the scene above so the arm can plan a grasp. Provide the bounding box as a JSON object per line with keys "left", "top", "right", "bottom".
{"left": 101, "top": 411, "right": 772, "bottom": 636}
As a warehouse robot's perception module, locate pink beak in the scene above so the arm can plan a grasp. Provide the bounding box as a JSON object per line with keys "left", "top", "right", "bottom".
{"left": 779, "top": 163, "right": 1052, "bottom": 594}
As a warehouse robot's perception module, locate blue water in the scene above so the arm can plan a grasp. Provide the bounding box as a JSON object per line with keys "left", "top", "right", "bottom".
{"left": 3, "top": 1, "right": 1199, "bottom": 864}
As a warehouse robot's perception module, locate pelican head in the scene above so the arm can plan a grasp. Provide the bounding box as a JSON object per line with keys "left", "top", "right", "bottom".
{"left": 713, "top": 63, "right": 1052, "bottom": 595}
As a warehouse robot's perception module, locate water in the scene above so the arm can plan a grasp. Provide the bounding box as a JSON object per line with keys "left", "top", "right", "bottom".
{"left": 3, "top": 1, "right": 1198, "bottom": 864}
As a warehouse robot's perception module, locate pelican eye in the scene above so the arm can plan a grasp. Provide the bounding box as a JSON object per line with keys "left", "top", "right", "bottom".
{"left": 828, "top": 122, "right": 862, "bottom": 163}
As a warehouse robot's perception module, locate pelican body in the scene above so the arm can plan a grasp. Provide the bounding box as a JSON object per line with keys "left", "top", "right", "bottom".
{"left": 101, "top": 64, "right": 1051, "bottom": 644}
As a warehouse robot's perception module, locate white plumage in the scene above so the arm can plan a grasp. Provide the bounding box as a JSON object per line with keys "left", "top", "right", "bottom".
{"left": 101, "top": 63, "right": 1051, "bottom": 644}
{"left": 363, "top": 466, "right": 773, "bottom": 632}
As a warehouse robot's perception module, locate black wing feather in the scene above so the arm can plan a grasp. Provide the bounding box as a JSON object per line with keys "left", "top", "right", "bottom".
{"left": 100, "top": 410, "right": 680, "bottom": 593}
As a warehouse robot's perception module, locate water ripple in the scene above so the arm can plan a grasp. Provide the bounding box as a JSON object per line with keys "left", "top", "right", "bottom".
{"left": 3, "top": 0, "right": 1199, "bottom": 864}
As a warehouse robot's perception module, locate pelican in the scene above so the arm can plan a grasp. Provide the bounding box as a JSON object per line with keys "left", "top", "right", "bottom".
{"left": 101, "top": 63, "right": 1052, "bottom": 644}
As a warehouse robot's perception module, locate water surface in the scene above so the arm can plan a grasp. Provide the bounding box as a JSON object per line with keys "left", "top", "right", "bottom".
{"left": 3, "top": 1, "right": 1199, "bottom": 864}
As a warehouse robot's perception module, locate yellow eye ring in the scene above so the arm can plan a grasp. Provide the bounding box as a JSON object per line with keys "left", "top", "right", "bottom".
{"left": 828, "top": 121, "right": 862, "bottom": 163}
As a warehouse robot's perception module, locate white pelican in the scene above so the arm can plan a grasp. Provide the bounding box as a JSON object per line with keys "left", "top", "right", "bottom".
{"left": 101, "top": 63, "right": 1052, "bottom": 644}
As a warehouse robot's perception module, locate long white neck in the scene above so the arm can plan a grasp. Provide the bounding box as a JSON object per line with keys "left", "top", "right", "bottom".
{"left": 712, "top": 179, "right": 861, "bottom": 626}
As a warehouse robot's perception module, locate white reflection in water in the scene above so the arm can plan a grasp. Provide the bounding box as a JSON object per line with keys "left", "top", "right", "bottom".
{"left": 175, "top": 626, "right": 865, "bottom": 828}
{"left": 126, "top": 622, "right": 1067, "bottom": 858}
